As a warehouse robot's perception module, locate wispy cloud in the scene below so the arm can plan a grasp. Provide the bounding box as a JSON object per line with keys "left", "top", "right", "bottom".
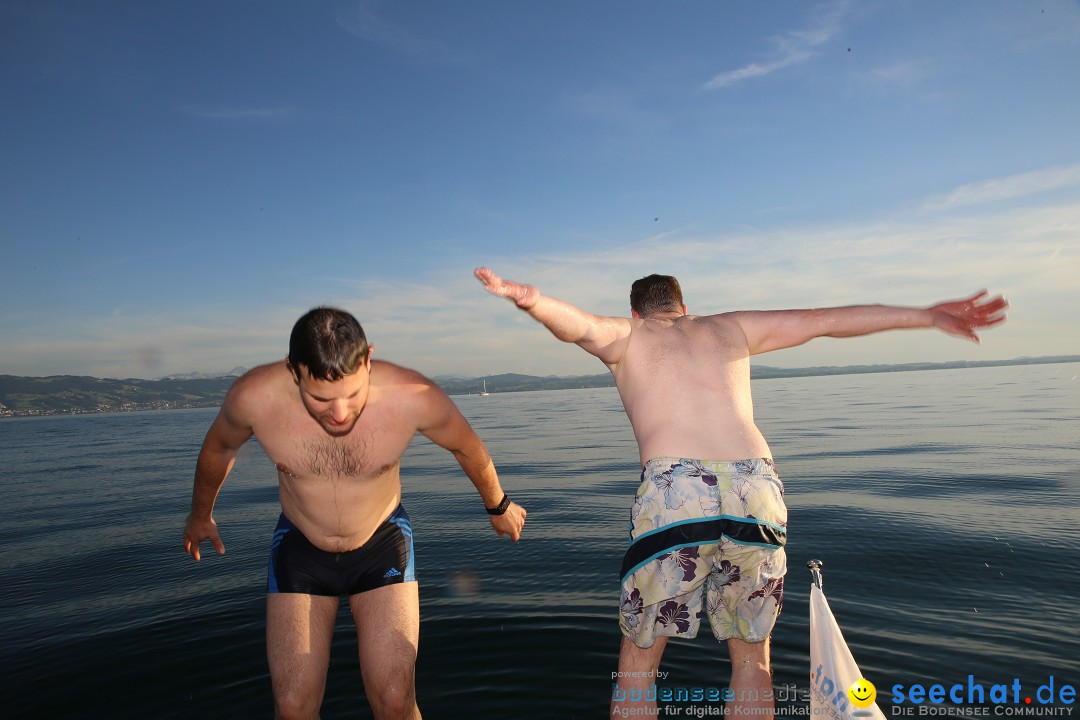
{"left": 179, "top": 105, "right": 297, "bottom": 121}
{"left": 335, "top": 0, "right": 461, "bottom": 61}
{"left": 921, "top": 164, "right": 1080, "bottom": 213}
{"left": 703, "top": 0, "right": 851, "bottom": 90}
{"left": 336, "top": 0, "right": 426, "bottom": 54}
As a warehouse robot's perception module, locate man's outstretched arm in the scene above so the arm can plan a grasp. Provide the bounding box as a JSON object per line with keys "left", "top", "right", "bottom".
{"left": 413, "top": 376, "right": 527, "bottom": 541}
{"left": 733, "top": 290, "right": 1008, "bottom": 355}
{"left": 474, "top": 267, "right": 632, "bottom": 366}
{"left": 183, "top": 385, "right": 254, "bottom": 561}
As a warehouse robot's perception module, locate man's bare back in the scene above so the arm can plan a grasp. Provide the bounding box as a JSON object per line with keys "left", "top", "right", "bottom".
{"left": 615, "top": 314, "right": 769, "bottom": 463}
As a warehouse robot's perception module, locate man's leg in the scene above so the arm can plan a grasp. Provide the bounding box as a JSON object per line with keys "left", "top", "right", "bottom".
{"left": 611, "top": 635, "right": 668, "bottom": 714}
{"left": 727, "top": 637, "right": 773, "bottom": 718}
{"left": 349, "top": 582, "right": 421, "bottom": 720}
{"left": 267, "top": 593, "right": 339, "bottom": 720}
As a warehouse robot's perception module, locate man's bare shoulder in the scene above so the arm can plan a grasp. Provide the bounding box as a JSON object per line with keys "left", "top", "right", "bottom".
{"left": 370, "top": 360, "right": 443, "bottom": 399}
{"left": 688, "top": 310, "right": 743, "bottom": 323}
{"left": 370, "top": 361, "right": 452, "bottom": 423}
{"left": 223, "top": 362, "right": 291, "bottom": 412}
{"left": 720, "top": 308, "right": 796, "bottom": 341}
{"left": 660, "top": 312, "right": 752, "bottom": 353}
{"left": 229, "top": 361, "right": 290, "bottom": 390}
{"left": 694, "top": 311, "right": 751, "bottom": 332}
{"left": 371, "top": 359, "right": 434, "bottom": 386}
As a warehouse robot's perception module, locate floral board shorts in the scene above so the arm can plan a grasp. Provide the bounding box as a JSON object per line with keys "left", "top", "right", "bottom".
{"left": 619, "top": 457, "right": 788, "bottom": 648}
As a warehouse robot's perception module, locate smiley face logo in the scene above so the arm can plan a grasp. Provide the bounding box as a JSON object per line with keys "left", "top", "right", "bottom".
{"left": 848, "top": 678, "right": 876, "bottom": 709}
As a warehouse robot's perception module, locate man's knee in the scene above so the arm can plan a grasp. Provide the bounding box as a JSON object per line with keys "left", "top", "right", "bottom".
{"left": 273, "top": 690, "right": 322, "bottom": 720}
{"left": 362, "top": 660, "right": 412, "bottom": 720}
{"left": 368, "top": 683, "right": 417, "bottom": 720}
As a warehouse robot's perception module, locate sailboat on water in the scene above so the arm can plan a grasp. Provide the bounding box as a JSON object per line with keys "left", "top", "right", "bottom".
{"left": 479, "top": 379, "right": 490, "bottom": 396}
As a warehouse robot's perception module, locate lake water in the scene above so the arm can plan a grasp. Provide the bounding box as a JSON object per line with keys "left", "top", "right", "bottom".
{"left": 2, "top": 363, "right": 1078, "bottom": 718}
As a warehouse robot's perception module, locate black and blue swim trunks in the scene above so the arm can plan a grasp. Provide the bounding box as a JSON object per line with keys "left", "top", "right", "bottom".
{"left": 267, "top": 505, "right": 416, "bottom": 596}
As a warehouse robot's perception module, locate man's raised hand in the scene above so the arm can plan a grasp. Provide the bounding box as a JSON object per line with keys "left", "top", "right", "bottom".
{"left": 474, "top": 267, "right": 540, "bottom": 310}
{"left": 928, "top": 290, "right": 1009, "bottom": 343}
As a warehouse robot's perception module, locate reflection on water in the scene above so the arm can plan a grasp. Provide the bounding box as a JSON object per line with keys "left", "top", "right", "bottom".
{"left": 0, "top": 363, "right": 1077, "bottom": 718}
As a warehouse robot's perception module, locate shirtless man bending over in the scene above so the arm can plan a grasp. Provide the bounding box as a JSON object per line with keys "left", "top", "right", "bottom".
{"left": 475, "top": 267, "right": 1005, "bottom": 717}
{"left": 183, "top": 307, "right": 526, "bottom": 720}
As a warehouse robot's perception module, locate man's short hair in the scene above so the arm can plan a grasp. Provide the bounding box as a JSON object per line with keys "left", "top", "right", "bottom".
{"left": 630, "top": 274, "right": 684, "bottom": 316}
{"left": 288, "top": 307, "right": 369, "bottom": 381}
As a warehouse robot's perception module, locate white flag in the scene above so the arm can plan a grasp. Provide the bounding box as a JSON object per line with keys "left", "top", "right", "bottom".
{"left": 809, "top": 584, "right": 886, "bottom": 720}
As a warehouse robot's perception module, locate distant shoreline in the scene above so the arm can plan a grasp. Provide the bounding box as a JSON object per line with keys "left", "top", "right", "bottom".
{"left": 1, "top": 355, "right": 1077, "bottom": 419}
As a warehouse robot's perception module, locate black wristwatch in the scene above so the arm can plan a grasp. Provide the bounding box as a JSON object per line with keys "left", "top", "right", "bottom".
{"left": 486, "top": 494, "right": 511, "bottom": 516}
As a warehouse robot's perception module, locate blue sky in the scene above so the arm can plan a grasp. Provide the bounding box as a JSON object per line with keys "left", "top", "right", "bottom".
{"left": 2, "top": 1, "right": 1078, "bottom": 380}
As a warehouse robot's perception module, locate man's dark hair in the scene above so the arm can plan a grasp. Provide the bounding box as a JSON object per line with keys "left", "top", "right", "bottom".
{"left": 288, "top": 307, "right": 369, "bottom": 381}
{"left": 630, "top": 274, "right": 684, "bottom": 316}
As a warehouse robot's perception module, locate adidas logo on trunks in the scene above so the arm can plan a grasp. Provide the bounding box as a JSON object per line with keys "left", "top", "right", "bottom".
{"left": 383, "top": 568, "right": 402, "bottom": 578}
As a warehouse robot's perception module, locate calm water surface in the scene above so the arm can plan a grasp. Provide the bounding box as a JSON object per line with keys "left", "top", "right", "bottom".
{"left": 1, "top": 363, "right": 1077, "bottom": 718}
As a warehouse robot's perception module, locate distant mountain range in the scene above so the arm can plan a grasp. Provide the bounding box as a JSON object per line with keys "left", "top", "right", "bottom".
{"left": 1, "top": 355, "right": 1077, "bottom": 418}
{"left": 160, "top": 367, "right": 247, "bottom": 380}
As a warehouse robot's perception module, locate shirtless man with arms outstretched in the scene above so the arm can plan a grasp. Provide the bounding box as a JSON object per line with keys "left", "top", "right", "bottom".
{"left": 475, "top": 267, "right": 1005, "bottom": 717}
{"left": 183, "top": 306, "right": 526, "bottom": 720}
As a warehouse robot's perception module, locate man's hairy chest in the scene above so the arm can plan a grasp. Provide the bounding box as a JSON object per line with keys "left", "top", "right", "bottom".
{"left": 259, "top": 420, "right": 412, "bottom": 480}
